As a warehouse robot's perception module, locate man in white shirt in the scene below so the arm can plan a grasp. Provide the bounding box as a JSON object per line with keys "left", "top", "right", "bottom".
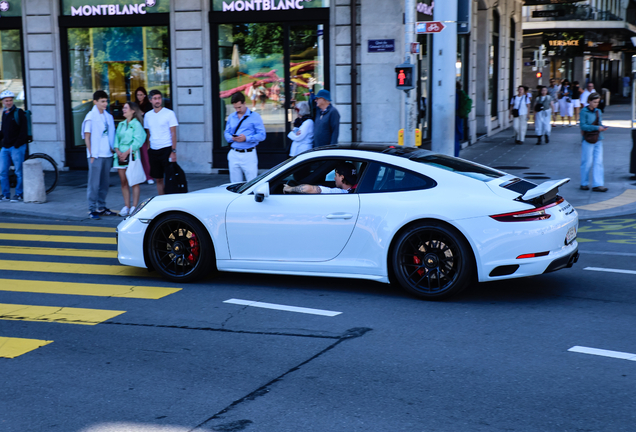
{"left": 144, "top": 89, "right": 178, "bottom": 195}
{"left": 82, "top": 90, "right": 115, "bottom": 219}
{"left": 283, "top": 162, "right": 357, "bottom": 194}
{"left": 580, "top": 82, "right": 595, "bottom": 108}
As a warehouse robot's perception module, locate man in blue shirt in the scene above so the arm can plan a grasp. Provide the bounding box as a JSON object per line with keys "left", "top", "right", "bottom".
{"left": 313, "top": 89, "right": 340, "bottom": 148}
{"left": 224, "top": 92, "right": 266, "bottom": 182}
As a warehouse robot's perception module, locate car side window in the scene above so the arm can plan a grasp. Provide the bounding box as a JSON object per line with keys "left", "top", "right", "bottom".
{"left": 268, "top": 158, "right": 368, "bottom": 195}
{"left": 357, "top": 162, "right": 436, "bottom": 193}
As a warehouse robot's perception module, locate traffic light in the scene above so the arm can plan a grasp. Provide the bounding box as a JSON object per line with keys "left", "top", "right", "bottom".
{"left": 395, "top": 63, "right": 415, "bottom": 91}
{"left": 536, "top": 72, "right": 542, "bottom": 78}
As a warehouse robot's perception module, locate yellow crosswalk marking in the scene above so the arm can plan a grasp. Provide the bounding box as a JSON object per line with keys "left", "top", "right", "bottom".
{"left": 0, "top": 260, "right": 154, "bottom": 277}
{"left": 0, "top": 336, "right": 53, "bottom": 358}
{"left": 0, "top": 303, "right": 125, "bottom": 325}
{"left": 0, "top": 246, "right": 117, "bottom": 258}
{"left": 0, "top": 233, "right": 115, "bottom": 245}
{"left": 0, "top": 223, "right": 114, "bottom": 233}
{"left": 0, "top": 279, "right": 180, "bottom": 299}
{"left": 577, "top": 190, "right": 636, "bottom": 211}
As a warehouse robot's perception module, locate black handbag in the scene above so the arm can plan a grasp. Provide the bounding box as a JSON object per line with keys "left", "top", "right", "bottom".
{"left": 512, "top": 109, "right": 519, "bottom": 118}
{"left": 534, "top": 103, "right": 543, "bottom": 112}
{"left": 164, "top": 162, "right": 188, "bottom": 194}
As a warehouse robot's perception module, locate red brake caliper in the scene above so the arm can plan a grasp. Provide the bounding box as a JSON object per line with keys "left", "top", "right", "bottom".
{"left": 187, "top": 233, "right": 200, "bottom": 263}
{"left": 413, "top": 255, "right": 425, "bottom": 276}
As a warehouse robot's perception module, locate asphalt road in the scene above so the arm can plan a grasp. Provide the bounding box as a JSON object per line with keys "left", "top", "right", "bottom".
{"left": 0, "top": 214, "right": 635, "bottom": 432}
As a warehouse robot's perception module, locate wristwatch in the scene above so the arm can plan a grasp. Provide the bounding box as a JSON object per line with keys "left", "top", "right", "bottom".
{"left": 171, "top": 149, "right": 177, "bottom": 153}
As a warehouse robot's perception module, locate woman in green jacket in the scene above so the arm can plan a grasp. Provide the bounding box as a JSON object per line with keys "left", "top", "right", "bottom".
{"left": 114, "top": 102, "right": 147, "bottom": 216}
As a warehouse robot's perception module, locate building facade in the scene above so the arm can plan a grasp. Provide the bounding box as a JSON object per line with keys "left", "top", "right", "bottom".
{"left": 522, "top": 0, "right": 636, "bottom": 94}
{"left": 1, "top": 0, "right": 522, "bottom": 173}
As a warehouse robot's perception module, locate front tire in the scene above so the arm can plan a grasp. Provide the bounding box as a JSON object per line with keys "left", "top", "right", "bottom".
{"left": 392, "top": 222, "right": 474, "bottom": 300}
{"left": 147, "top": 214, "right": 214, "bottom": 283}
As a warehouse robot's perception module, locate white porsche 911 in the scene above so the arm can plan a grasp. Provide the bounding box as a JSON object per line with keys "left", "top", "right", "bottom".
{"left": 116, "top": 145, "right": 579, "bottom": 300}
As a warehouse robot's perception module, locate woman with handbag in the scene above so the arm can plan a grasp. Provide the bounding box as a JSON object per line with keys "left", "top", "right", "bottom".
{"left": 558, "top": 80, "right": 574, "bottom": 126}
{"left": 509, "top": 86, "right": 530, "bottom": 145}
{"left": 579, "top": 93, "right": 609, "bottom": 192}
{"left": 114, "top": 102, "right": 148, "bottom": 216}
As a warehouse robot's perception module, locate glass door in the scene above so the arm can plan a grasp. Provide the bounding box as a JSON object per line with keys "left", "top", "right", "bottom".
{"left": 215, "top": 22, "right": 327, "bottom": 168}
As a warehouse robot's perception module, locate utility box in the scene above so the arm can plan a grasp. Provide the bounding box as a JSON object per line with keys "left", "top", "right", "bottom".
{"left": 395, "top": 63, "right": 415, "bottom": 91}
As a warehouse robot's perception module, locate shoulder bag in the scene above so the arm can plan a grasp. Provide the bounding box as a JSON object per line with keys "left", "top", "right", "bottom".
{"left": 581, "top": 110, "right": 600, "bottom": 144}
{"left": 126, "top": 151, "right": 146, "bottom": 186}
{"left": 511, "top": 96, "right": 520, "bottom": 118}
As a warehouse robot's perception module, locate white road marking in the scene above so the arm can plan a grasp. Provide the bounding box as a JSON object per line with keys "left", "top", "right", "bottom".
{"left": 568, "top": 346, "right": 636, "bottom": 362}
{"left": 224, "top": 298, "right": 342, "bottom": 317}
{"left": 579, "top": 250, "right": 636, "bottom": 257}
{"left": 583, "top": 267, "right": 636, "bottom": 275}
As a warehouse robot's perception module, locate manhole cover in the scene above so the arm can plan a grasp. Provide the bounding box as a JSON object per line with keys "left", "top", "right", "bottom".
{"left": 524, "top": 175, "right": 551, "bottom": 180}
{"left": 492, "top": 166, "right": 529, "bottom": 170}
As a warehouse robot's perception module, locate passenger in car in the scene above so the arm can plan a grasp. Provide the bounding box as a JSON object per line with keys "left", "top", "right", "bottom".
{"left": 283, "top": 162, "right": 357, "bottom": 194}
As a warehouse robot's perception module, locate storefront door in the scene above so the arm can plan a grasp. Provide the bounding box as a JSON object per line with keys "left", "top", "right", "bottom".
{"left": 212, "top": 18, "right": 328, "bottom": 169}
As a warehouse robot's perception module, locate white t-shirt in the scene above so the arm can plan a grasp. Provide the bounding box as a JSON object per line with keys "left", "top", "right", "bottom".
{"left": 510, "top": 95, "right": 530, "bottom": 116}
{"left": 144, "top": 107, "right": 179, "bottom": 150}
{"left": 319, "top": 186, "right": 350, "bottom": 194}
{"left": 83, "top": 113, "right": 112, "bottom": 158}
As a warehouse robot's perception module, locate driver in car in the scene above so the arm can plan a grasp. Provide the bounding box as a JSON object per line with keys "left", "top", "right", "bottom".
{"left": 283, "top": 162, "right": 357, "bottom": 194}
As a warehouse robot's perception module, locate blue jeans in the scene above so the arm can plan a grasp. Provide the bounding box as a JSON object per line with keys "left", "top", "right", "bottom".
{"left": 0, "top": 144, "right": 27, "bottom": 198}
{"left": 580, "top": 139, "right": 604, "bottom": 187}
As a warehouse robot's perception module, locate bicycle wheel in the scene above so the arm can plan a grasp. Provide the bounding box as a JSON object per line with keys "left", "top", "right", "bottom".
{"left": 26, "top": 153, "right": 59, "bottom": 194}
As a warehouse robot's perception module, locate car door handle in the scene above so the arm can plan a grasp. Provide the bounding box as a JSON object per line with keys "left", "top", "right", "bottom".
{"left": 326, "top": 213, "right": 353, "bottom": 220}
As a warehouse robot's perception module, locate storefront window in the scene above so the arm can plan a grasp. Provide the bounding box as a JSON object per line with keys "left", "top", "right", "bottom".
{"left": 0, "top": 29, "right": 24, "bottom": 109}
{"left": 61, "top": 0, "right": 169, "bottom": 16}
{"left": 67, "top": 26, "right": 170, "bottom": 147}
{"left": 212, "top": 0, "right": 328, "bottom": 12}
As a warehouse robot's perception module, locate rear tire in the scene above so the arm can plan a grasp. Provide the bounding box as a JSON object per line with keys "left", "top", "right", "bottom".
{"left": 147, "top": 213, "right": 214, "bottom": 283}
{"left": 391, "top": 222, "right": 474, "bottom": 300}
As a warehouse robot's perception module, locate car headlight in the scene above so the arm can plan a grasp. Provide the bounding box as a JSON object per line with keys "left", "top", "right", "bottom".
{"left": 128, "top": 197, "right": 154, "bottom": 219}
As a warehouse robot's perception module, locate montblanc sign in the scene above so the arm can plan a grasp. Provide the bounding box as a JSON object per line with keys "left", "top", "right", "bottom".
{"left": 71, "top": 3, "right": 150, "bottom": 15}
{"left": 221, "top": 0, "right": 306, "bottom": 11}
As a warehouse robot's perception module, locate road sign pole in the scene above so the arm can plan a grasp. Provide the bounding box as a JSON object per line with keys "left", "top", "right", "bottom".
{"left": 404, "top": 0, "right": 417, "bottom": 147}
{"left": 431, "top": 0, "right": 457, "bottom": 156}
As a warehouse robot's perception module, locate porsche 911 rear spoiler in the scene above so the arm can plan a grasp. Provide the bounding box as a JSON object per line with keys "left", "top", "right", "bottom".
{"left": 520, "top": 178, "right": 570, "bottom": 206}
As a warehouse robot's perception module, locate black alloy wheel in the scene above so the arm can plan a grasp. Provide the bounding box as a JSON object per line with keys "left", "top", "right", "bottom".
{"left": 392, "top": 223, "right": 474, "bottom": 300}
{"left": 147, "top": 214, "right": 214, "bottom": 283}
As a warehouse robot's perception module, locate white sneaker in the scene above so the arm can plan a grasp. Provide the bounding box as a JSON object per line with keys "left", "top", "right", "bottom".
{"left": 129, "top": 206, "right": 136, "bottom": 215}
{"left": 120, "top": 206, "right": 130, "bottom": 217}
{"left": 147, "top": 179, "right": 155, "bottom": 185}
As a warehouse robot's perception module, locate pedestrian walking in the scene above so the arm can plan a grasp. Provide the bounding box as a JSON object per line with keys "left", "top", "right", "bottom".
{"left": 114, "top": 102, "right": 147, "bottom": 217}
{"left": 82, "top": 90, "right": 116, "bottom": 220}
{"left": 134, "top": 86, "right": 154, "bottom": 184}
{"left": 224, "top": 92, "right": 266, "bottom": 183}
{"left": 580, "top": 82, "right": 595, "bottom": 108}
{"left": 547, "top": 78, "right": 561, "bottom": 126}
{"left": 288, "top": 101, "right": 314, "bottom": 156}
{"left": 558, "top": 80, "right": 574, "bottom": 126}
{"left": 579, "top": 92, "right": 609, "bottom": 192}
{"left": 144, "top": 89, "right": 178, "bottom": 195}
{"left": 0, "top": 90, "right": 28, "bottom": 202}
{"left": 534, "top": 86, "right": 553, "bottom": 145}
{"left": 313, "top": 89, "right": 340, "bottom": 147}
{"left": 509, "top": 86, "right": 530, "bottom": 145}
{"left": 571, "top": 81, "right": 582, "bottom": 124}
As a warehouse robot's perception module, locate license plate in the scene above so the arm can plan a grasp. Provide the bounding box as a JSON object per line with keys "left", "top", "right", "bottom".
{"left": 566, "top": 226, "right": 577, "bottom": 244}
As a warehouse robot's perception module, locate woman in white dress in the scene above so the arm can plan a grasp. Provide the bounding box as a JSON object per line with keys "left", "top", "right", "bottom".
{"left": 558, "top": 80, "right": 574, "bottom": 126}
{"left": 288, "top": 101, "right": 314, "bottom": 156}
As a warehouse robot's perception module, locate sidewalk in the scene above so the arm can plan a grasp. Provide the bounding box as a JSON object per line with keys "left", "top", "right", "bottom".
{"left": 1, "top": 104, "right": 635, "bottom": 225}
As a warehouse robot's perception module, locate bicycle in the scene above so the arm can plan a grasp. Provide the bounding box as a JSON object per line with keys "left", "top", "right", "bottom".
{"left": 7, "top": 152, "right": 59, "bottom": 194}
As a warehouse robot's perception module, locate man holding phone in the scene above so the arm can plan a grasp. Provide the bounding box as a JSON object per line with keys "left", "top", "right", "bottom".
{"left": 224, "top": 92, "right": 266, "bottom": 183}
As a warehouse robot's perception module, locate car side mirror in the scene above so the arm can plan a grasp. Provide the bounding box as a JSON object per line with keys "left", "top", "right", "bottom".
{"left": 254, "top": 182, "right": 270, "bottom": 202}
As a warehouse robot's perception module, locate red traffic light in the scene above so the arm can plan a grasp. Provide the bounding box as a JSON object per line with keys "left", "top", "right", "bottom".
{"left": 536, "top": 72, "right": 542, "bottom": 78}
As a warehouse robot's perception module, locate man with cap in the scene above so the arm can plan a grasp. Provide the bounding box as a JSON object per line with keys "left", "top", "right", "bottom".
{"left": 0, "top": 90, "right": 28, "bottom": 202}
{"left": 283, "top": 162, "right": 357, "bottom": 194}
{"left": 313, "top": 89, "right": 340, "bottom": 148}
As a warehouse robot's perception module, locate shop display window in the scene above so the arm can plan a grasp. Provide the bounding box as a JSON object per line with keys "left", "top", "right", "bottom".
{"left": 61, "top": 0, "right": 169, "bottom": 16}
{"left": 0, "top": 29, "right": 24, "bottom": 109}
{"left": 66, "top": 25, "right": 170, "bottom": 147}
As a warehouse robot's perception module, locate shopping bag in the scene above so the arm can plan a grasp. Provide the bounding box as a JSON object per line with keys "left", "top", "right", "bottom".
{"left": 126, "top": 152, "right": 146, "bottom": 186}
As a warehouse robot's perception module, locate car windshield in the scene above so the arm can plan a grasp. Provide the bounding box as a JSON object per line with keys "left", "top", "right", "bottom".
{"left": 409, "top": 153, "right": 504, "bottom": 182}
{"left": 230, "top": 156, "right": 297, "bottom": 194}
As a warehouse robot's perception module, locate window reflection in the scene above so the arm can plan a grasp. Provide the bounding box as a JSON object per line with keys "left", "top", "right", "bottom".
{"left": 0, "top": 29, "right": 24, "bottom": 110}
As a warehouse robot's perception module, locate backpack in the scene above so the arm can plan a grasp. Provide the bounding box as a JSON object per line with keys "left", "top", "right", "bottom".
{"left": 14, "top": 108, "right": 33, "bottom": 143}
{"left": 458, "top": 90, "right": 472, "bottom": 119}
{"left": 164, "top": 162, "right": 188, "bottom": 194}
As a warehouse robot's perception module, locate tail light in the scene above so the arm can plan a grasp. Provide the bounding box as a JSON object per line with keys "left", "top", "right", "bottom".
{"left": 490, "top": 198, "right": 564, "bottom": 222}
{"left": 517, "top": 251, "right": 549, "bottom": 259}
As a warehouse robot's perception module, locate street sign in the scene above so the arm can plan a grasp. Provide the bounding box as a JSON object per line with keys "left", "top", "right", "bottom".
{"left": 415, "top": 21, "right": 446, "bottom": 34}
{"left": 368, "top": 39, "right": 395, "bottom": 53}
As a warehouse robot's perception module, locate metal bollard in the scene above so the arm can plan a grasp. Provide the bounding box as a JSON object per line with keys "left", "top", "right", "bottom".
{"left": 23, "top": 159, "right": 46, "bottom": 203}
